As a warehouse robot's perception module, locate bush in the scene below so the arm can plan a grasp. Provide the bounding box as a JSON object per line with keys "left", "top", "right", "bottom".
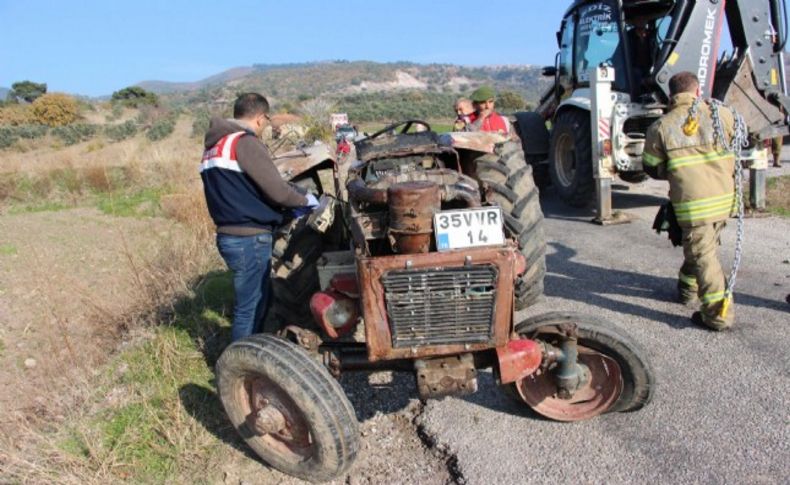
{"left": 191, "top": 111, "right": 210, "bottom": 138}
{"left": 0, "top": 127, "right": 19, "bottom": 149}
{"left": 31, "top": 93, "right": 80, "bottom": 126}
{"left": 51, "top": 123, "right": 98, "bottom": 145}
{"left": 0, "top": 104, "right": 35, "bottom": 125}
{"left": 105, "top": 120, "right": 138, "bottom": 142}
{"left": 14, "top": 124, "right": 48, "bottom": 139}
{"left": 146, "top": 117, "right": 175, "bottom": 141}
{"left": 112, "top": 86, "right": 158, "bottom": 108}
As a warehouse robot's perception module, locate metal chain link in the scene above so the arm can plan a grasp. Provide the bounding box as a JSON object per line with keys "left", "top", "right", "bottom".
{"left": 707, "top": 99, "right": 749, "bottom": 301}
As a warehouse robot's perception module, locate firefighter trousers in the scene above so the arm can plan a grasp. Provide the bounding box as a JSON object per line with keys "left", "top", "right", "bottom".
{"left": 677, "top": 221, "right": 734, "bottom": 330}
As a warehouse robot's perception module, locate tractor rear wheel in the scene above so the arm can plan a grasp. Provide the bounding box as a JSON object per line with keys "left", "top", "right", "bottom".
{"left": 475, "top": 141, "right": 547, "bottom": 309}
{"left": 217, "top": 334, "right": 359, "bottom": 482}
{"left": 267, "top": 215, "right": 324, "bottom": 330}
{"left": 549, "top": 109, "right": 594, "bottom": 207}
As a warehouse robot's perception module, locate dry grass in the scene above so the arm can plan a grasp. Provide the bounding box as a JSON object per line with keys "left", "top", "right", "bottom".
{"left": 0, "top": 120, "right": 242, "bottom": 483}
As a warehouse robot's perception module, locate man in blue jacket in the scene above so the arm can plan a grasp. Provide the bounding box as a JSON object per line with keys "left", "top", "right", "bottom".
{"left": 200, "top": 93, "right": 317, "bottom": 341}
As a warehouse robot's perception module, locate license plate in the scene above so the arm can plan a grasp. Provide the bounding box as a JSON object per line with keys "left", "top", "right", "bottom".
{"left": 434, "top": 207, "right": 505, "bottom": 251}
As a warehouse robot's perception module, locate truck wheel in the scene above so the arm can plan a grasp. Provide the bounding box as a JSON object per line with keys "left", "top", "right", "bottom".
{"left": 514, "top": 111, "right": 551, "bottom": 191}
{"left": 268, "top": 215, "right": 323, "bottom": 329}
{"left": 619, "top": 171, "right": 649, "bottom": 184}
{"left": 549, "top": 109, "right": 594, "bottom": 207}
{"left": 476, "top": 141, "right": 547, "bottom": 309}
{"left": 217, "top": 334, "right": 359, "bottom": 482}
{"left": 505, "top": 312, "right": 654, "bottom": 421}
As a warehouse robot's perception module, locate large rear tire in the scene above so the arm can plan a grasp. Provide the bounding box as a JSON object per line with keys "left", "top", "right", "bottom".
{"left": 217, "top": 334, "right": 359, "bottom": 482}
{"left": 549, "top": 109, "right": 594, "bottom": 207}
{"left": 475, "top": 141, "right": 547, "bottom": 310}
{"left": 504, "top": 312, "right": 654, "bottom": 421}
{"left": 268, "top": 215, "right": 324, "bottom": 329}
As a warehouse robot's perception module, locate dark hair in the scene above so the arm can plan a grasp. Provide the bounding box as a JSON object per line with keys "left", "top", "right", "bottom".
{"left": 233, "top": 93, "right": 270, "bottom": 119}
{"left": 669, "top": 72, "right": 699, "bottom": 96}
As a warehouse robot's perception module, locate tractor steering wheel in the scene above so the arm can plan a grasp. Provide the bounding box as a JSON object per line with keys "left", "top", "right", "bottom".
{"left": 366, "top": 120, "right": 432, "bottom": 140}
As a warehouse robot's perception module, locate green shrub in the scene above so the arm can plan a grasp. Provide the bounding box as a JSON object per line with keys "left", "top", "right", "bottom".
{"left": 51, "top": 124, "right": 97, "bottom": 145}
{"left": 104, "top": 120, "right": 138, "bottom": 142}
{"left": 0, "top": 127, "right": 19, "bottom": 148}
{"left": 111, "top": 86, "right": 159, "bottom": 108}
{"left": 191, "top": 110, "right": 211, "bottom": 138}
{"left": 13, "top": 124, "right": 48, "bottom": 139}
{"left": 146, "top": 117, "right": 175, "bottom": 141}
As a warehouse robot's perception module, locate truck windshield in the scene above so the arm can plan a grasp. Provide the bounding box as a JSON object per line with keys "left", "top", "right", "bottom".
{"left": 575, "top": 2, "right": 627, "bottom": 87}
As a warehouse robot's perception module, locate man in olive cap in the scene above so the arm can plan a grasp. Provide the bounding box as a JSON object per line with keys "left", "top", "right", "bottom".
{"left": 468, "top": 85, "right": 511, "bottom": 135}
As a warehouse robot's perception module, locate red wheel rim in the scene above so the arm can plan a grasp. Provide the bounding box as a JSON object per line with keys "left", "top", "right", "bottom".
{"left": 234, "top": 375, "right": 314, "bottom": 462}
{"left": 515, "top": 346, "right": 623, "bottom": 421}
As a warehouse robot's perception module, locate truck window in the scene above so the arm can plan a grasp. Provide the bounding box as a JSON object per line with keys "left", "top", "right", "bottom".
{"left": 574, "top": 2, "right": 626, "bottom": 86}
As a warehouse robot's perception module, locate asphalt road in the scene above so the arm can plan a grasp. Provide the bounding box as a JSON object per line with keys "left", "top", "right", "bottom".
{"left": 415, "top": 166, "right": 790, "bottom": 484}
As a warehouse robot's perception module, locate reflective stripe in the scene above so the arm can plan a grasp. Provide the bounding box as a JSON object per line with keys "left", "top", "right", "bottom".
{"left": 200, "top": 132, "right": 246, "bottom": 174}
{"left": 701, "top": 291, "right": 726, "bottom": 305}
{"left": 673, "top": 192, "right": 735, "bottom": 222}
{"left": 678, "top": 271, "right": 697, "bottom": 286}
{"left": 674, "top": 204, "right": 733, "bottom": 223}
{"left": 642, "top": 151, "right": 664, "bottom": 167}
{"left": 673, "top": 192, "right": 733, "bottom": 211}
{"left": 667, "top": 151, "right": 734, "bottom": 171}
{"left": 200, "top": 158, "right": 242, "bottom": 173}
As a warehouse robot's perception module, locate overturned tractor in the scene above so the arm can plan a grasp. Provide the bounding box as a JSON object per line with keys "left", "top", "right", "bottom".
{"left": 216, "top": 122, "right": 655, "bottom": 482}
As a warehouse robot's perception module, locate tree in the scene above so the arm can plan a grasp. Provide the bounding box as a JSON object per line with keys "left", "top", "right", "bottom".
{"left": 31, "top": 93, "right": 80, "bottom": 126}
{"left": 299, "top": 98, "right": 336, "bottom": 143}
{"left": 111, "top": 86, "right": 159, "bottom": 108}
{"left": 7, "top": 80, "right": 47, "bottom": 103}
{"left": 496, "top": 90, "right": 526, "bottom": 112}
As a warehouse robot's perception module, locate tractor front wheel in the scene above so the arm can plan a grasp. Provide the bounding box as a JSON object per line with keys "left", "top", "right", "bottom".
{"left": 217, "top": 335, "right": 359, "bottom": 481}
{"left": 505, "top": 312, "right": 654, "bottom": 421}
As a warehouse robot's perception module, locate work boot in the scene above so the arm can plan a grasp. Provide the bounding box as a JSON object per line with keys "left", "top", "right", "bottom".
{"left": 691, "top": 311, "right": 733, "bottom": 331}
{"left": 774, "top": 160, "right": 782, "bottom": 168}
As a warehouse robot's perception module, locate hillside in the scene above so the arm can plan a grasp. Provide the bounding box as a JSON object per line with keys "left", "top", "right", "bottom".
{"left": 147, "top": 61, "right": 549, "bottom": 109}
{"left": 137, "top": 66, "right": 256, "bottom": 94}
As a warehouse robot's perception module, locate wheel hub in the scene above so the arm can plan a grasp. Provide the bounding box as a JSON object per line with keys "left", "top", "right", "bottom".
{"left": 556, "top": 133, "right": 577, "bottom": 187}
{"left": 252, "top": 404, "right": 287, "bottom": 435}
{"left": 516, "top": 346, "right": 623, "bottom": 421}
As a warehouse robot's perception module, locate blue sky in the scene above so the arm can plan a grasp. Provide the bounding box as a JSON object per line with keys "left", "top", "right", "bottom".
{"left": 0, "top": 0, "right": 570, "bottom": 96}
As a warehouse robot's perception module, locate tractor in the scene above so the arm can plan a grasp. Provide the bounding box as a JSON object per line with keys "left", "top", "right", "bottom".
{"left": 215, "top": 123, "right": 655, "bottom": 482}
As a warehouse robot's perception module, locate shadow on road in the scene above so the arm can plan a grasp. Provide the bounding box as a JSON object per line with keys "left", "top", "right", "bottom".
{"left": 539, "top": 185, "right": 666, "bottom": 221}
{"left": 546, "top": 242, "right": 787, "bottom": 330}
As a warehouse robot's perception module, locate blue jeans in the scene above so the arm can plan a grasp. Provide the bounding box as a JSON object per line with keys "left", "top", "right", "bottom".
{"left": 216, "top": 232, "right": 273, "bottom": 342}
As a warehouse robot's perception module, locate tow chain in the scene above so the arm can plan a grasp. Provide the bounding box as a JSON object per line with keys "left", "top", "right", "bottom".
{"left": 685, "top": 97, "right": 749, "bottom": 317}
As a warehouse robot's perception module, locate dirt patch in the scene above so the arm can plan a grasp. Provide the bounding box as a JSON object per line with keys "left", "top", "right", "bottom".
{"left": 0, "top": 208, "right": 181, "bottom": 429}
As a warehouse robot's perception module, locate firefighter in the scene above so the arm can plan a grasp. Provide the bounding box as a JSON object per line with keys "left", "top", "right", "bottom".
{"left": 643, "top": 72, "right": 737, "bottom": 330}
{"left": 771, "top": 135, "right": 783, "bottom": 167}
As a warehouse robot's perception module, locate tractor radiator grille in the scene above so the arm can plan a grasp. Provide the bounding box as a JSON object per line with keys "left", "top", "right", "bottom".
{"left": 381, "top": 265, "right": 498, "bottom": 347}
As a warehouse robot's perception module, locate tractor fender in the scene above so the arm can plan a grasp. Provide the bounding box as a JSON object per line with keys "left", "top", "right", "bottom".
{"left": 273, "top": 142, "right": 336, "bottom": 182}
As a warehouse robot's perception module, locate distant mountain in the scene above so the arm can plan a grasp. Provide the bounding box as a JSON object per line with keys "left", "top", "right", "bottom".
{"left": 137, "top": 66, "right": 256, "bottom": 94}
{"left": 0, "top": 87, "right": 9, "bottom": 100}
{"left": 149, "top": 61, "right": 551, "bottom": 109}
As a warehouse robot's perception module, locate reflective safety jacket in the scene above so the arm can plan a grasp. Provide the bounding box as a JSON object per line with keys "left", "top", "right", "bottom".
{"left": 643, "top": 92, "right": 736, "bottom": 227}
